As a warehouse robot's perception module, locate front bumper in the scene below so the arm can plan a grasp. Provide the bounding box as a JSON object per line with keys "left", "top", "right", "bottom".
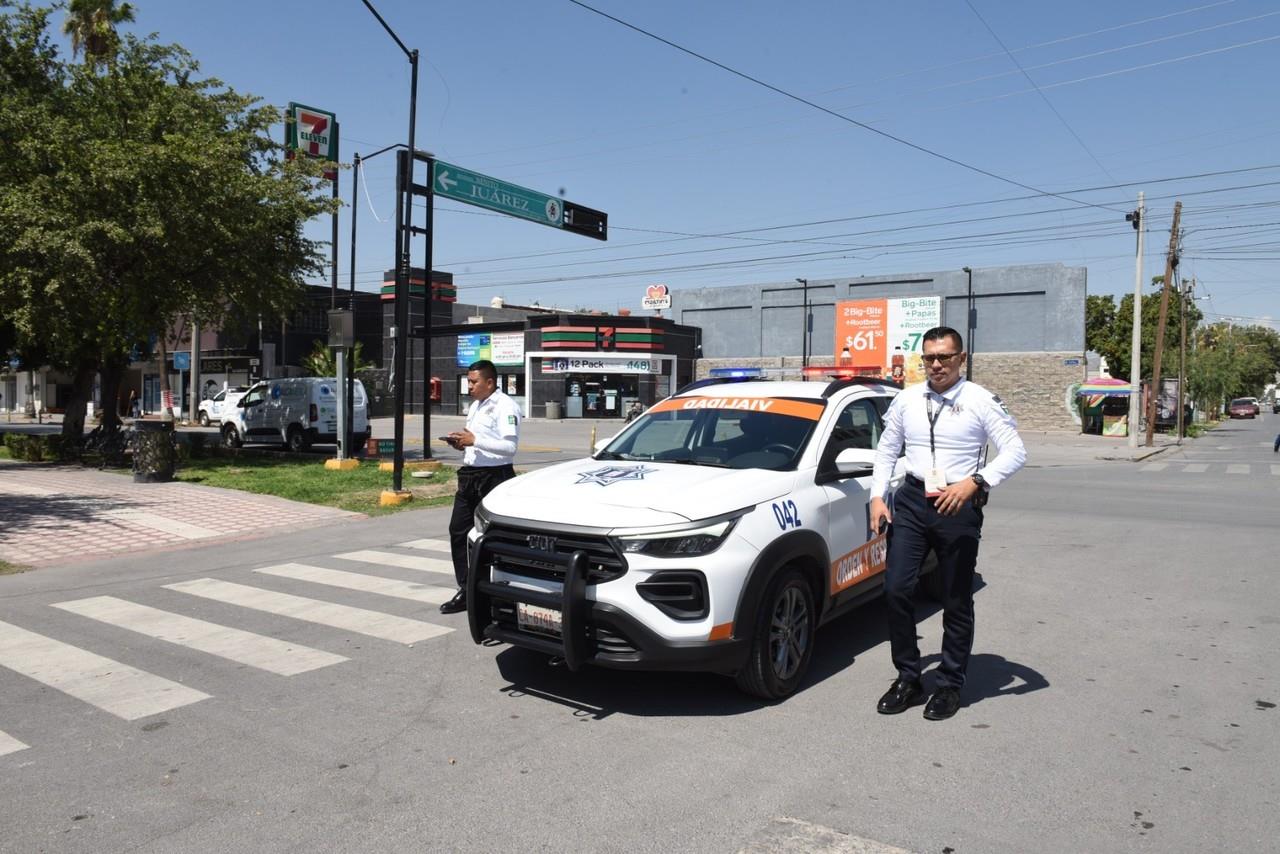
{"left": 467, "top": 535, "right": 747, "bottom": 675}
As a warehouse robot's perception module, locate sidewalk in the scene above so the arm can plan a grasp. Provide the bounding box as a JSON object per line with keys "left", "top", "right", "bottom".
{"left": 0, "top": 460, "right": 358, "bottom": 569}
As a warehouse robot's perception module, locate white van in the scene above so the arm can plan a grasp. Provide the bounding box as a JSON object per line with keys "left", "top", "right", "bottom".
{"left": 222, "top": 377, "right": 369, "bottom": 452}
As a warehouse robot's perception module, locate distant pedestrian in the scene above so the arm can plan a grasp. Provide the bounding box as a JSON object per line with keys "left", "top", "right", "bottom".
{"left": 439, "top": 360, "right": 521, "bottom": 615}
{"left": 1273, "top": 432, "right": 1278, "bottom": 453}
{"left": 128, "top": 390, "right": 140, "bottom": 419}
{"left": 869, "top": 327, "right": 1027, "bottom": 721}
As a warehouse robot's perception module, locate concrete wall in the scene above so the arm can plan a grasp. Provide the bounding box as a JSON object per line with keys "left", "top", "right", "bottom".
{"left": 674, "top": 262, "right": 1085, "bottom": 358}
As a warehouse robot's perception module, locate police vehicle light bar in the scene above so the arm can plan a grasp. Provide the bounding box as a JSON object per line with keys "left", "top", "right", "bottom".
{"left": 708, "top": 367, "right": 765, "bottom": 378}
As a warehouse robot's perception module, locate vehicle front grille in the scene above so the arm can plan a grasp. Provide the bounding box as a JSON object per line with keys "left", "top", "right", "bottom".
{"left": 483, "top": 523, "right": 627, "bottom": 583}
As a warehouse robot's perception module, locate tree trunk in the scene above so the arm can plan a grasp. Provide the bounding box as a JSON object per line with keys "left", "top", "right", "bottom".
{"left": 158, "top": 334, "right": 173, "bottom": 423}
{"left": 99, "top": 355, "right": 125, "bottom": 431}
{"left": 60, "top": 358, "right": 99, "bottom": 441}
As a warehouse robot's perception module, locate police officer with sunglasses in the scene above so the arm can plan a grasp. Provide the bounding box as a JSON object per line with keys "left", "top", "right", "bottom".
{"left": 869, "top": 326, "right": 1026, "bottom": 720}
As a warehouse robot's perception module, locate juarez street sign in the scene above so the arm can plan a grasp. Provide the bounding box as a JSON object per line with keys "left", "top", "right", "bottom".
{"left": 432, "top": 160, "right": 563, "bottom": 228}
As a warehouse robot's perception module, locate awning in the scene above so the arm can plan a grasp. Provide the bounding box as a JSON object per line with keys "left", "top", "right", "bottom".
{"left": 1077, "top": 378, "right": 1133, "bottom": 396}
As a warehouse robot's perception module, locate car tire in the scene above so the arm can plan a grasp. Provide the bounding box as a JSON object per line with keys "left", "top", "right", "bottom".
{"left": 734, "top": 566, "right": 816, "bottom": 701}
{"left": 287, "top": 426, "right": 310, "bottom": 453}
{"left": 199, "top": 411, "right": 210, "bottom": 427}
{"left": 222, "top": 425, "right": 241, "bottom": 449}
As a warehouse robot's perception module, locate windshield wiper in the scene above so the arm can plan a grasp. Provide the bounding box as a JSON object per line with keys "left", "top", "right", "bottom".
{"left": 669, "top": 458, "right": 730, "bottom": 468}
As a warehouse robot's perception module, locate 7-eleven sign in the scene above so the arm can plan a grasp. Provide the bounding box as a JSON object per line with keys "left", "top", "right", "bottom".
{"left": 286, "top": 102, "right": 338, "bottom": 180}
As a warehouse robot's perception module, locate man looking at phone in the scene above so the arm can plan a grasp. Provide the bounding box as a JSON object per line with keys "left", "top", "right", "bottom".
{"left": 868, "top": 327, "right": 1026, "bottom": 720}
{"left": 439, "top": 359, "right": 520, "bottom": 614}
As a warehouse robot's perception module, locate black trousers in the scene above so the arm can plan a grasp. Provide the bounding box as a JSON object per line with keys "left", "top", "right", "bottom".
{"left": 884, "top": 477, "right": 984, "bottom": 690}
{"left": 448, "top": 464, "right": 515, "bottom": 587}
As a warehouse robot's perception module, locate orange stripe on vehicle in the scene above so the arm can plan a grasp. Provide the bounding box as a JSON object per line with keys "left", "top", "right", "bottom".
{"left": 708, "top": 622, "right": 734, "bottom": 641}
{"left": 650, "top": 397, "right": 824, "bottom": 421}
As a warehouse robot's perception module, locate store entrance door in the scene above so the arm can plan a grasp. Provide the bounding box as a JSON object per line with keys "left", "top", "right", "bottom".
{"left": 566, "top": 375, "right": 637, "bottom": 418}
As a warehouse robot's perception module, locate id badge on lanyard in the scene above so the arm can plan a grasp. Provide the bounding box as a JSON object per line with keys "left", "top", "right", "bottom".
{"left": 924, "top": 395, "right": 946, "bottom": 497}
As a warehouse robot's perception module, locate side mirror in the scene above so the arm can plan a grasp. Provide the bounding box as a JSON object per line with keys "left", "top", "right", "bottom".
{"left": 834, "top": 447, "right": 876, "bottom": 478}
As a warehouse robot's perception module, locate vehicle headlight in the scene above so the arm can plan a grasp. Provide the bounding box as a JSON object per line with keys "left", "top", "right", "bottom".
{"left": 618, "top": 517, "right": 738, "bottom": 557}
{"left": 473, "top": 504, "right": 492, "bottom": 534}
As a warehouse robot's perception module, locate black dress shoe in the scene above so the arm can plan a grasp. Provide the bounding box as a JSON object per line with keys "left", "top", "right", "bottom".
{"left": 923, "top": 687, "right": 962, "bottom": 720}
{"left": 439, "top": 591, "right": 467, "bottom": 614}
{"left": 876, "top": 678, "right": 924, "bottom": 714}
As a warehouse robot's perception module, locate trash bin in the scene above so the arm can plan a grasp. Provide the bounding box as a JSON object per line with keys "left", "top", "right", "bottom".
{"left": 133, "top": 420, "right": 176, "bottom": 483}
{"left": 545, "top": 400, "right": 562, "bottom": 419}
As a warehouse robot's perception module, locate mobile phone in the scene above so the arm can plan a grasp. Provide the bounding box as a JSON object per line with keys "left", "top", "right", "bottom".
{"left": 438, "top": 435, "right": 455, "bottom": 443}
{"left": 878, "top": 518, "right": 890, "bottom": 535}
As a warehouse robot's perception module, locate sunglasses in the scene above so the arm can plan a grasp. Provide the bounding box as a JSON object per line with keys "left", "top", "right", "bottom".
{"left": 922, "top": 352, "right": 962, "bottom": 364}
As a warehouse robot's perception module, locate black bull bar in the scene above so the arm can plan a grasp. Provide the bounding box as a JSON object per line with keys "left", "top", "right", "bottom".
{"left": 467, "top": 535, "right": 590, "bottom": 671}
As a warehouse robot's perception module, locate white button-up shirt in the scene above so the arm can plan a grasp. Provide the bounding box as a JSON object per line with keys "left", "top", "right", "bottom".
{"left": 463, "top": 389, "right": 521, "bottom": 467}
{"left": 870, "top": 378, "right": 1026, "bottom": 498}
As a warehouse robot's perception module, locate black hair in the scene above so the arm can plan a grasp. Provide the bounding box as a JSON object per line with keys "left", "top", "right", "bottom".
{"left": 467, "top": 359, "right": 498, "bottom": 382}
{"left": 922, "top": 326, "right": 964, "bottom": 351}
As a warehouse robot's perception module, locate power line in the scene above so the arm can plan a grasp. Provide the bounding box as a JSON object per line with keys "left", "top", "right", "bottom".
{"left": 566, "top": 0, "right": 1126, "bottom": 214}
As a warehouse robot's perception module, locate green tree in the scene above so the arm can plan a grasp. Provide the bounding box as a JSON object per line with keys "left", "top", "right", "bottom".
{"left": 0, "top": 4, "right": 335, "bottom": 437}
{"left": 61, "top": 0, "right": 133, "bottom": 66}
{"left": 301, "top": 339, "right": 374, "bottom": 377}
{"left": 1083, "top": 280, "right": 1202, "bottom": 381}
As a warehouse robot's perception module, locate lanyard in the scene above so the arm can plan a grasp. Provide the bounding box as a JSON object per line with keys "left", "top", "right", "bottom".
{"left": 925, "top": 393, "right": 945, "bottom": 469}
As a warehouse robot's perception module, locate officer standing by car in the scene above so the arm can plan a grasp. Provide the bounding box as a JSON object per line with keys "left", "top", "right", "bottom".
{"left": 439, "top": 359, "right": 521, "bottom": 615}
{"left": 869, "top": 326, "right": 1026, "bottom": 720}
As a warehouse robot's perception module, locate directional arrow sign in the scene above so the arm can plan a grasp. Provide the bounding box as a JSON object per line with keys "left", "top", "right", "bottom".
{"left": 432, "top": 160, "right": 563, "bottom": 228}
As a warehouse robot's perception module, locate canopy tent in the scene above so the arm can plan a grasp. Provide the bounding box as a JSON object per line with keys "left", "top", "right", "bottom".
{"left": 1077, "top": 377, "right": 1133, "bottom": 396}
{"left": 1076, "top": 377, "right": 1132, "bottom": 436}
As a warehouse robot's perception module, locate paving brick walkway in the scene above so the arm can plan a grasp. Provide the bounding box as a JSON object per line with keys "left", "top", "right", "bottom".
{"left": 0, "top": 461, "right": 360, "bottom": 568}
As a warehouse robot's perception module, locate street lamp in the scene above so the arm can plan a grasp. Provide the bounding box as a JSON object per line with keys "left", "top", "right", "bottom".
{"left": 361, "top": 0, "right": 419, "bottom": 495}
{"left": 795, "top": 278, "right": 809, "bottom": 367}
{"left": 962, "top": 266, "right": 974, "bottom": 380}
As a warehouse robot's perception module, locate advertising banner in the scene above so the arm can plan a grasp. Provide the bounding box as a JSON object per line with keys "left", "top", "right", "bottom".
{"left": 542, "top": 357, "right": 655, "bottom": 374}
{"left": 834, "top": 296, "right": 941, "bottom": 384}
{"left": 456, "top": 332, "right": 524, "bottom": 367}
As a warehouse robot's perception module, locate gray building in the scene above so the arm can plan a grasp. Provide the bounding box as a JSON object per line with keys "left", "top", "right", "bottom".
{"left": 673, "top": 262, "right": 1087, "bottom": 431}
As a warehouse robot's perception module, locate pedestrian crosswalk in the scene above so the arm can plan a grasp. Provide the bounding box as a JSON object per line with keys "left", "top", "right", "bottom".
{"left": 0, "top": 538, "right": 460, "bottom": 755}
{"left": 1140, "top": 461, "right": 1280, "bottom": 476}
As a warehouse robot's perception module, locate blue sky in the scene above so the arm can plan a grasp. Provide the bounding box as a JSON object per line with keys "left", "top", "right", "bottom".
{"left": 80, "top": 1, "right": 1280, "bottom": 326}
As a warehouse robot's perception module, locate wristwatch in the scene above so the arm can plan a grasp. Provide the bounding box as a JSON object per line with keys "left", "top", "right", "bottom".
{"left": 971, "top": 473, "right": 989, "bottom": 491}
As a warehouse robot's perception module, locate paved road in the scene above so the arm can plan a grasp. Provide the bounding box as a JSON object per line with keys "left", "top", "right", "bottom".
{"left": 0, "top": 419, "right": 1275, "bottom": 852}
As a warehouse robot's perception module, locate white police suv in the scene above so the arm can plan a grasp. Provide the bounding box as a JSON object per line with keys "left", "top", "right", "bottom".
{"left": 467, "top": 374, "right": 941, "bottom": 701}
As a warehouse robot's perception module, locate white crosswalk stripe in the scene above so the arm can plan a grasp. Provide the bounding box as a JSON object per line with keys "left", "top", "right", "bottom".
{"left": 398, "top": 538, "right": 452, "bottom": 553}
{"left": 165, "top": 578, "right": 450, "bottom": 645}
{"left": 1182, "top": 463, "right": 1209, "bottom": 473}
{"left": 52, "top": 596, "right": 347, "bottom": 676}
{"left": 1141, "top": 462, "right": 1168, "bottom": 472}
{"left": 1226, "top": 464, "right": 1250, "bottom": 475}
{"left": 1272, "top": 464, "right": 1280, "bottom": 476}
{"left": 255, "top": 563, "right": 454, "bottom": 605}
{"left": 0, "top": 729, "right": 29, "bottom": 757}
{"left": 0, "top": 619, "right": 210, "bottom": 720}
{"left": 335, "top": 549, "right": 454, "bottom": 576}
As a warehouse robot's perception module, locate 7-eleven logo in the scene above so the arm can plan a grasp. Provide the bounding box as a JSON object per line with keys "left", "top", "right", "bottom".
{"left": 298, "top": 111, "right": 329, "bottom": 156}
{"left": 287, "top": 102, "right": 337, "bottom": 163}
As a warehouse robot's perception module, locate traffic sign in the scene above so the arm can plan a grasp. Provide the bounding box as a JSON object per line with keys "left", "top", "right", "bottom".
{"left": 173, "top": 351, "right": 190, "bottom": 371}
{"left": 432, "top": 160, "right": 563, "bottom": 228}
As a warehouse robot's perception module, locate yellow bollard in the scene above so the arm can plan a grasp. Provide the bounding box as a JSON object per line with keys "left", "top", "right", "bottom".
{"left": 589, "top": 424, "right": 597, "bottom": 453}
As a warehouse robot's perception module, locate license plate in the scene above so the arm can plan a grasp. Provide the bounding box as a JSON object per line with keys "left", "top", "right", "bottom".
{"left": 517, "top": 602, "right": 562, "bottom": 636}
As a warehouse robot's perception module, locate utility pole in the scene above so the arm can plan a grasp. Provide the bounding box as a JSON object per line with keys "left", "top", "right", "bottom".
{"left": 795, "top": 278, "right": 808, "bottom": 367}
{"left": 1145, "top": 200, "right": 1181, "bottom": 447}
{"left": 189, "top": 315, "right": 199, "bottom": 423}
{"left": 1176, "top": 277, "right": 1192, "bottom": 442}
{"left": 1126, "top": 193, "right": 1144, "bottom": 448}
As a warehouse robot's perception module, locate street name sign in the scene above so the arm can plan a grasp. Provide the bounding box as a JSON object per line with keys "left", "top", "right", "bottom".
{"left": 433, "top": 160, "right": 563, "bottom": 228}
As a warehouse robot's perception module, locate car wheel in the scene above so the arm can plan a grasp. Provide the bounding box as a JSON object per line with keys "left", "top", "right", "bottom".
{"left": 287, "top": 426, "right": 310, "bottom": 453}
{"left": 735, "top": 566, "right": 815, "bottom": 701}
{"left": 199, "top": 411, "right": 210, "bottom": 427}
{"left": 222, "top": 425, "right": 241, "bottom": 449}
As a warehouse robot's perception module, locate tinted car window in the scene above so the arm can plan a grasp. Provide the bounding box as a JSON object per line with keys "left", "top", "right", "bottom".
{"left": 603, "top": 401, "right": 820, "bottom": 470}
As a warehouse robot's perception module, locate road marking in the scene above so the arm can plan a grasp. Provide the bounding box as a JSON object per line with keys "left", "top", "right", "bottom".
{"left": 101, "top": 510, "right": 220, "bottom": 540}
{"left": 52, "top": 596, "right": 347, "bottom": 676}
{"left": 1226, "top": 464, "right": 1250, "bottom": 475}
{"left": 0, "top": 481, "right": 59, "bottom": 496}
{"left": 255, "top": 563, "right": 454, "bottom": 605}
{"left": 1182, "top": 463, "right": 1209, "bottom": 473}
{"left": 0, "top": 619, "right": 210, "bottom": 721}
{"left": 397, "top": 538, "right": 452, "bottom": 553}
{"left": 335, "top": 549, "right": 454, "bottom": 576}
{"left": 1140, "top": 463, "right": 1168, "bottom": 472}
{"left": 1273, "top": 464, "right": 1280, "bottom": 477}
{"left": 0, "top": 729, "right": 29, "bottom": 757}
{"left": 165, "top": 579, "right": 449, "bottom": 645}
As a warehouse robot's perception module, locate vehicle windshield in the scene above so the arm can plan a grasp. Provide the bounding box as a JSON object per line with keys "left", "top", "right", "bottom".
{"left": 597, "top": 397, "right": 823, "bottom": 470}
{"left": 1230, "top": 398, "right": 1251, "bottom": 406}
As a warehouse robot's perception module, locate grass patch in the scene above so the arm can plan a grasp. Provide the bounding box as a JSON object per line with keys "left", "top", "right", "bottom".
{"left": 0, "top": 559, "right": 30, "bottom": 575}
{"left": 174, "top": 456, "right": 457, "bottom": 516}
{"left": 0, "top": 445, "right": 10, "bottom": 459}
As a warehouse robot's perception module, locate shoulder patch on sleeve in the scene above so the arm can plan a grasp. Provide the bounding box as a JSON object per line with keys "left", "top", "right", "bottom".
{"left": 507, "top": 414, "right": 517, "bottom": 425}
{"left": 991, "top": 394, "right": 1010, "bottom": 415}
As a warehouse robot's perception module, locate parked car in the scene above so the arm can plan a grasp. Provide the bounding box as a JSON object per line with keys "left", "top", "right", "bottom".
{"left": 1272, "top": 399, "right": 1279, "bottom": 414}
{"left": 1242, "top": 396, "right": 1260, "bottom": 416}
{"left": 465, "top": 374, "right": 943, "bottom": 701}
{"left": 197, "top": 386, "right": 250, "bottom": 427}
{"left": 1227, "top": 398, "right": 1256, "bottom": 419}
{"left": 221, "top": 377, "right": 370, "bottom": 451}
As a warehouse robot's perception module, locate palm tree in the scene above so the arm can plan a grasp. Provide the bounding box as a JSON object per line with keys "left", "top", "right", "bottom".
{"left": 62, "top": 0, "right": 135, "bottom": 65}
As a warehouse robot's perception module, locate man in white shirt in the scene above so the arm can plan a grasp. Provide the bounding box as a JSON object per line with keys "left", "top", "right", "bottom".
{"left": 869, "top": 327, "right": 1026, "bottom": 720}
{"left": 439, "top": 360, "right": 521, "bottom": 614}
